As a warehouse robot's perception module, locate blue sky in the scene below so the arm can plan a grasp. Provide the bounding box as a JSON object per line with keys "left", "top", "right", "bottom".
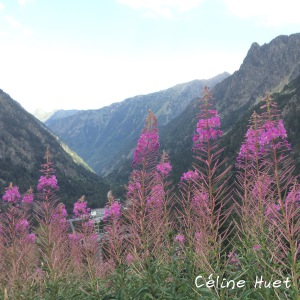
{"left": 0, "top": 0, "right": 299, "bottom": 113}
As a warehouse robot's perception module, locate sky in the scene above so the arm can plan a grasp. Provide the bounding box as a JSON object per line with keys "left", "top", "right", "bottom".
{"left": 0, "top": 0, "right": 299, "bottom": 113}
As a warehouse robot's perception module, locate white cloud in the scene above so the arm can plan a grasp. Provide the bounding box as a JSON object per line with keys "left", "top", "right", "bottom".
{"left": 117, "top": 0, "right": 205, "bottom": 19}
{"left": 0, "top": 2, "right": 4, "bottom": 10}
{"left": 224, "top": 0, "right": 300, "bottom": 27}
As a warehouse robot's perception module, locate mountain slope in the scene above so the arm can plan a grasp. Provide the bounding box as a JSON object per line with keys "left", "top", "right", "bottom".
{"left": 0, "top": 90, "right": 110, "bottom": 210}
{"left": 161, "top": 33, "right": 300, "bottom": 181}
{"left": 45, "top": 73, "right": 229, "bottom": 175}
{"left": 214, "top": 33, "right": 300, "bottom": 129}
{"left": 108, "top": 33, "right": 300, "bottom": 187}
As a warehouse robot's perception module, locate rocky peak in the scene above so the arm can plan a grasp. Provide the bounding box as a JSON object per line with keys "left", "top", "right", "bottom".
{"left": 212, "top": 33, "right": 300, "bottom": 129}
{"left": 243, "top": 42, "right": 262, "bottom": 67}
{"left": 241, "top": 33, "right": 300, "bottom": 75}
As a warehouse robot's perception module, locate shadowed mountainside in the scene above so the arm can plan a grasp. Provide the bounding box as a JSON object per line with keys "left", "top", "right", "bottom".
{"left": 45, "top": 73, "right": 229, "bottom": 175}
{"left": 0, "top": 90, "right": 110, "bottom": 211}
{"left": 107, "top": 33, "right": 300, "bottom": 189}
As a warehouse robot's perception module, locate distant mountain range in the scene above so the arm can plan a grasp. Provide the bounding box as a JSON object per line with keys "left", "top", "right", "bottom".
{"left": 27, "top": 32, "right": 300, "bottom": 199}
{"left": 104, "top": 33, "right": 300, "bottom": 188}
{"left": 43, "top": 73, "right": 230, "bottom": 175}
{"left": 34, "top": 108, "right": 79, "bottom": 123}
{"left": 0, "top": 90, "right": 110, "bottom": 211}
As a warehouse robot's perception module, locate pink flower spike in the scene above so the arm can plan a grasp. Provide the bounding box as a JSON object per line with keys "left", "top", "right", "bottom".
{"left": 73, "top": 196, "right": 91, "bottom": 218}
{"left": 69, "top": 233, "right": 84, "bottom": 242}
{"left": 133, "top": 111, "right": 159, "bottom": 166}
{"left": 22, "top": 188, "right": 34, "bottom": 204}
{"left": 25, "top": 233, "right": 37, "bottom": 243}
{"left": 156, "top": 162, "right": 172, "bottom": 176}
{"left": 195, "top": 232, "right": 202, "bottom": 241}
{"left": 180, "top": 170, "right": 199, "bottom": 182}
{"left": 174, "top": 234, "right": 185, "bottom": 244}
{"left": 253, "top": 244, "right": 261, "bottom": 251}
{"left": 37, "top": 175, "right": 59, "bottom": 192}
{"left": 103, "top": 201, "right": 122, "bottom": 222}
{"left": 193, "top": 101, "right": 223, "bottom": 149}
{"left": 228, "top": 251, "right": 240, "bottom": 265}
{"left": 2, "top": 183, "right": 21, "bottom": 204}
{"left": 52, "top": 203, "right": 68, "bottom": 224}
{"left": 126, "top": 253, "right": 134, "bottom": 264}
{"left": 16, "top": 219, "right": 29, "bottom": 231}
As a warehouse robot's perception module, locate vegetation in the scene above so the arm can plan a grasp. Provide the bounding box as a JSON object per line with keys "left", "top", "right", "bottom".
{"left": 0, "top": 90, "right": 110, "bottom": 212}
{"left": 0, "top": 88, "right": 299, "bottom": 299}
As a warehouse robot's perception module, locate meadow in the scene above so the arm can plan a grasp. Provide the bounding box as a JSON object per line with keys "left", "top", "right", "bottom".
{"left": 0, "top": 87, "right": 299, "bottom": 299}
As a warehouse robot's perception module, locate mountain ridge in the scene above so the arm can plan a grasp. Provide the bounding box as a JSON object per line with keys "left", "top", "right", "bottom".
{"left": 106, "top": 33, "right": 300, "bottom": 188}
{"left": 45, "top": 72, "right": 230, "bottom": 175}
{"left": 0, "top": 89, "right": 110, "bottom": 211}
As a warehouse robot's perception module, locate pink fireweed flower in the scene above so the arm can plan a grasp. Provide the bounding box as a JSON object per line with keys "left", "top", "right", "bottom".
{"left": 127, "top": 171, "right": 142, "bottom": 199}
{"left": 193, "top": 109, "right": 222, "bottom": 149}
{"left": 180, "top": 170, "right": 199, "bottom": 182}
{"left": 126, "top": 253, "right": 134, "bottom": 264}
{"left": 238, "top": 101, "right": 291, "bottom": 165}
{"left": 259, "top": 119, "right": 291, "bottom": 150}
{"left": 253, "top": 244, "right": 261, "bottom": 251}
{"left": 25, "top": 233, "right": 37, "bottom": 243}
{"left": 133, "top": 111, "right": 159, "bottom": 166}
{"left": 69, "top": 233, "right": 84, "bottom": 242}
{"left": 73, "top": 196, "right": 91, "bottom": 218}
{"left": 22, "top": 188, "right": 34, "bottom": 204}
{"left": 16, "top": 219, "right": 29, "bottom": 231}
{"left": 83, "top": 219, "right": 94, "bottom": 230}
{"left": 195, "top": 232, "right": 202, "bottom": 241}
{"left": 103, "top": 201, "right": 122, "bottom": 222}
{"left": 228, "top": 251, "right": 240, "bottom": 265}
{"left": 52, "top": 203, "right": 68, "bottom": 224}
{"left": 174, "top": 234, "right": 185, "bottom": 245}
{"left": 258, "top": 94, "right": 292, "bottom": 150}
{"left": 88, "top": 233, "right": 99, "bottom": 242}
{"left": 37, "top": 175, "right": 59, "bottom": 192}
{"left": 237, "top": 119, "right": 262, "bottom": 164}
{"left": 156, "top": 162, "right": 172, "bottom": 176}
{"left": 2, "top": 183, "right": 21, "bottom": 204}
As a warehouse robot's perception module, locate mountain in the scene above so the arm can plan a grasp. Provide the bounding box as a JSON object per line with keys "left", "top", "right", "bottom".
{"left": 41, "top": 109, "right": 79, "bottom": 122}
{"left": 33, "top": 108, "right": 58, "bottom": 122}
{"left": 45, "top": 72, "right": 229, "bottom": 175}
{"left": 0, "top": 90, "right": 110, "bottom": 211}
{"left": 107, "top": 33, "right": 300, "bottom": 188}
{"left": 160, "top": 33, "right": 300, "bottom": 181}
{"left": 214, "top": 33, "right": 300, "bottom": 129}
{"left": 220, "top": 73, "right": 300, "bottom": 170}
